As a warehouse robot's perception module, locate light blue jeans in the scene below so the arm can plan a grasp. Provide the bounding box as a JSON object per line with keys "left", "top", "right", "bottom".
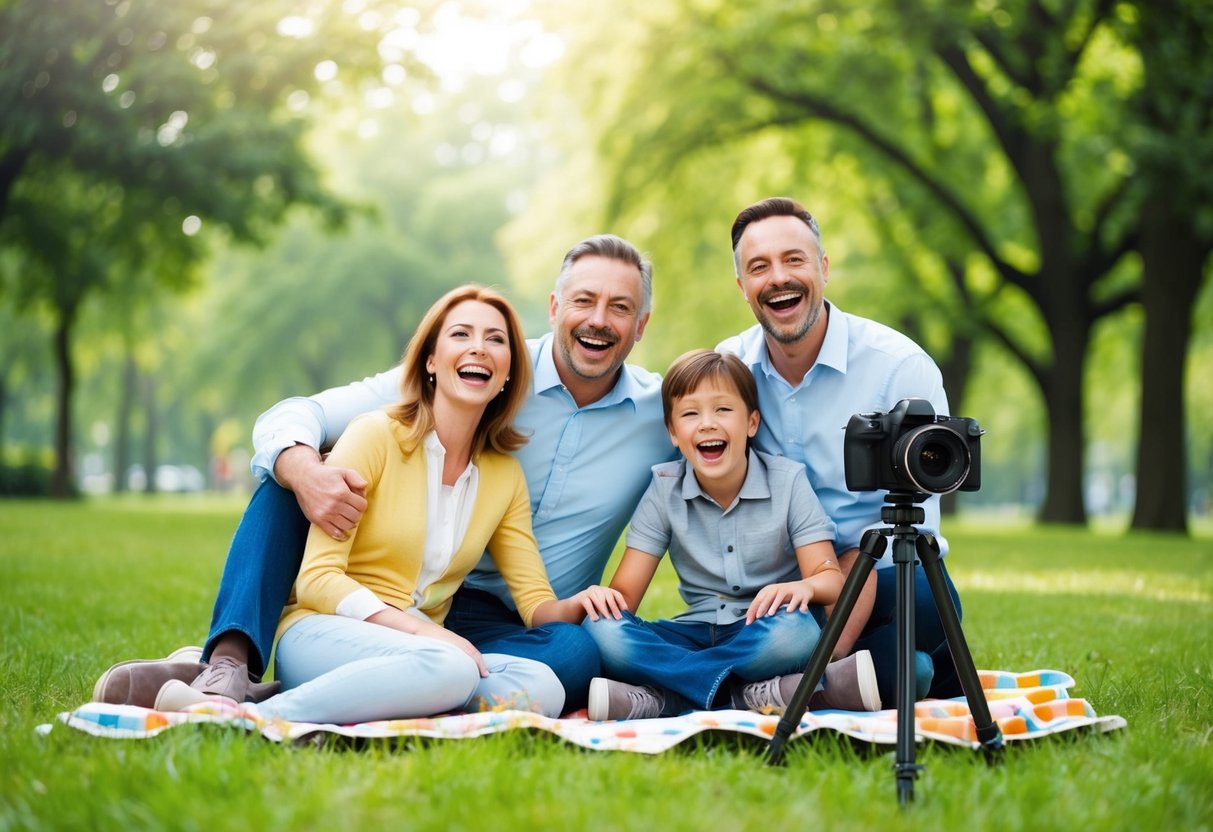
{"left": 257, "top": 614, "right": 566, "bottom": 723}
{"left": 584, "top": 608, "right": 826, "bottom": 715}
{"left": 203, "top": 480, "right": 600, "bottom": 710}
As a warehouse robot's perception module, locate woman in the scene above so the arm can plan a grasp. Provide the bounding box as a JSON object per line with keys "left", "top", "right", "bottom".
{"left": 165, "top": 285, "right": 622, "bottom": 723}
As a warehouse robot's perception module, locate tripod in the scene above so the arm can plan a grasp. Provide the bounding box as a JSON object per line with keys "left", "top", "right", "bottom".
{"left": 765, "top": 492, "right": 1003, "bottom": 804}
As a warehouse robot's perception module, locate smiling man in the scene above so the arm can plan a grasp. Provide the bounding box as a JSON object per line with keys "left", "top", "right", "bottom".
{"left": 93, "top": 234, "right": 676, "bottom": 713}
{"left": 718, "top": 197, "right": 965, "bottom": 705}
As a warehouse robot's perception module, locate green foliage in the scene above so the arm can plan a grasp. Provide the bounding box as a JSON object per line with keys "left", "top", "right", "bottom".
{"left": 0, "top": 0, "right": 397, "bottom": 492}
{"left": 1, "top": 498, "right": 1211, "bottom": 829}
{"left": 153, "top": 74, "right": 553, "bottom": 461}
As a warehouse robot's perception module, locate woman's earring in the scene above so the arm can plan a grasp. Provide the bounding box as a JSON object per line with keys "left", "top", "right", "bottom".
{"left": 428, "top": 374, "right": 435, "bottom": 385}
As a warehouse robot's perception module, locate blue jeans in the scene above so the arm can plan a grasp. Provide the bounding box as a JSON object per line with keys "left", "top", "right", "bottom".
{"left": 584, "top": 608, "right": 826, "bottom": 715}
{"left": 204, "top": 479, "right": 308, "bottom": 679}
{"left": 259, "top": 614, "right": 565, "bottom": 723}
{"left": 854, "top": 562, "right": 964, "bottom": 703}
{"left": 443, "top": 588, "right": 601, "bottom": 712}
{"left": 204, "top": 479, "right": 600, "bottom": 711}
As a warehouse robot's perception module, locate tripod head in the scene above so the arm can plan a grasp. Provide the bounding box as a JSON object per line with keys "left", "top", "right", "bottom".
{"left": 881, "top": 491, "right": 928, "bottom": 529}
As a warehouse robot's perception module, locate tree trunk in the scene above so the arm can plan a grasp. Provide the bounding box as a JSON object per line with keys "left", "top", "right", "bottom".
{"left": 141, "top": 371, "right": 158, "bottom": 494}
{"left": 0, "top": 374, "right": 6, "bottom": 470}
{"left": 49, "top": 304, "right": 78, "bottom": 499}
{"left": 1131, "top": 198, "right": 1210, "bottom": 533}
{"left": 1037, "top": 319, "right": 1089, "bottom": 525}
{"left": 113, "top": 353, "right": 137, "bottom": 493}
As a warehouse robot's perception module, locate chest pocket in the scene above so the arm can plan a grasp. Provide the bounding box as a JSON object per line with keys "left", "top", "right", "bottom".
{"left": 740, "top": 527, "right": 796, "bottom": 582}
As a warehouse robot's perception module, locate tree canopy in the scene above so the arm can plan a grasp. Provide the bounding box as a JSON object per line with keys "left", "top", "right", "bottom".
{"left": 0, "top": 0, "right": 391, "bottom": 494}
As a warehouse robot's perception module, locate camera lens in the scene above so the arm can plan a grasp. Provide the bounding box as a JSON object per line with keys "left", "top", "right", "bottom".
{"left": 892, "top": 424, "right": 971, "bottom": 494}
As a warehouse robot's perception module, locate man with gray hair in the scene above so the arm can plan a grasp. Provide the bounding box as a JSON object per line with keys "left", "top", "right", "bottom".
{"left": 93, "top": 234, "right": 675, "bottom": 713}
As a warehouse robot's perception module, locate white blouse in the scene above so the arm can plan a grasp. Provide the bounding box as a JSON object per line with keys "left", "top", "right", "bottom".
{"left": 335, "top": 430, "right": 479, "bottom": 621}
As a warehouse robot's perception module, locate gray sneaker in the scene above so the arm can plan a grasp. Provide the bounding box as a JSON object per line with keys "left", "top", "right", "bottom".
{"left": 587, "top": 678, "right": 665, "bottom": 720}
{"left": 809, "top": 650, "right": 882, "bottom": 712}
{"left": 732, "top": 673, "right": 803, "bottom": 714}
{"left": 191, "top": 656, "right": 251, "bottom": 700}
{"left": 153, "top": 656, "right": 257, "bottom": 711}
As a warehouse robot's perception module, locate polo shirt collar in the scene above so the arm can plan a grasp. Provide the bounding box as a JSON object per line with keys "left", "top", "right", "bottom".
{"left": 679, "top": 448, "right": 771, "bottom": 504}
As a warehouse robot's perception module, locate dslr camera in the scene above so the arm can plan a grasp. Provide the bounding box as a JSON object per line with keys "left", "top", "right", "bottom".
{"left": 844, "top": 398, "right": 982, "bottom": 496}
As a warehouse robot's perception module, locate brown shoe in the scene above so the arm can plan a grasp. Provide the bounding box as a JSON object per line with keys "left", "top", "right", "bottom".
{"left": 92, "top": 658, "right": 206, "bottom": 708}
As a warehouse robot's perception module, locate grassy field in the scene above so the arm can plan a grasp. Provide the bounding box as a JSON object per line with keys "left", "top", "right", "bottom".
{"left": 2, "top": 496, "right": 1211, "bottom": 831}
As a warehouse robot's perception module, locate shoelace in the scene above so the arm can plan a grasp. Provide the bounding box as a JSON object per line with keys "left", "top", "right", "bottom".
{"left": 194, "top": 657, "right": 241, "bottom": 690}
{"left": 741, "top": 677, "right": 784, "bottom": 711}
{"left": 627, "top": 685, "right": 664, "bottom": 719}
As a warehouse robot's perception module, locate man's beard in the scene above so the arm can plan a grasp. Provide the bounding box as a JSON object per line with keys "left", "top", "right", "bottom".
{"left": 559, "top": 324, "right": 622, "bottom": 380}
{"left": 760, "top": 298, "right": 822, "bottom": 345}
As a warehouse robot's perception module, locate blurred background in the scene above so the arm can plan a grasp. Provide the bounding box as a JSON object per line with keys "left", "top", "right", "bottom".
{"left": 1, "top": 0, "right": 1209, "bottom": 534}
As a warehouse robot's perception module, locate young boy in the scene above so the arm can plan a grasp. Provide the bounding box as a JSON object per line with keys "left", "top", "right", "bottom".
{"left": 584, "top": 349, "right": 881, "bottom": 720}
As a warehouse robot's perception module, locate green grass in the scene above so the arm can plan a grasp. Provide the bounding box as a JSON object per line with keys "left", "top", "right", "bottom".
{"left": 2, "top": 497, "right": 1211, "bottom": 831}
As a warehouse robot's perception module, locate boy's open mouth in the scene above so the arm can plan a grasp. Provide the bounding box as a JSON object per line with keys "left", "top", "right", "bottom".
{"left": 697, "top": 439, "right": 727, "bottom": 461}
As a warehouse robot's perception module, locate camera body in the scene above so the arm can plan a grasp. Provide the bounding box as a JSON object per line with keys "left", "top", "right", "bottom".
{"left": 844, "top": 398, "right": 982, "bottom": 496}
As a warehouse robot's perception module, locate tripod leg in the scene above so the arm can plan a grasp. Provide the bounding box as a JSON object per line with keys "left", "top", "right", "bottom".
{"left": 893, "top": 534, "right": 922, "bottom": 805}
{"left": 916, "top": 535, "right": 1004, "bottom": 754}
{"left": 766, "top": 529, "right": 886, "bottom": 766}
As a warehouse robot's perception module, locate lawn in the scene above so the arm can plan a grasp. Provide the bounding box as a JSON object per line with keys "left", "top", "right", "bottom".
{"left": 2, "top": 497, "right": 1211, "bottom": 831}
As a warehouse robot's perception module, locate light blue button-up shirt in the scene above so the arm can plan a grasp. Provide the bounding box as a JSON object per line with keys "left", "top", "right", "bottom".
{"left": 718, "top": 302, "right": 950, "bottom": 567}
{"left": 251, "top": 332, "right": 675, "bottom": 604}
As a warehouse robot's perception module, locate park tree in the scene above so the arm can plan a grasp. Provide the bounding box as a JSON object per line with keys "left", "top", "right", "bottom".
{"left": 1119, "top": 0, "right": 1213, "bottom": 532}
{"left": 544, "top": 0, "right": 1210, "bottom": 528}
{"left": 0, "top": 0, "right": 400, "bottom": 496}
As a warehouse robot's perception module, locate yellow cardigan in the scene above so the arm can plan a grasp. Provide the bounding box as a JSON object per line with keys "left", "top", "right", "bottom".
{"left": 276, "top": 410, "right": 556, "bottom": 641}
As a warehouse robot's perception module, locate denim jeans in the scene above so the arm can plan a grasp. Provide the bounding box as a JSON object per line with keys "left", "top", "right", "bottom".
{"left": 853, "top": 562, "right": 964, "bottom": 703}
{"left": 443, "top": 588, "right": 601, "bottom": 712}
{"left": 259, "top": 614, "right": 565, "bottom": 723}
{"left": 204, "top": 479, "right": 309, "bottom": 679}
{"left": 583, "top": 608, "right": 826, "bottom": 715}
{"left": 204, "top": 479, "right": 600, "bottom": 711}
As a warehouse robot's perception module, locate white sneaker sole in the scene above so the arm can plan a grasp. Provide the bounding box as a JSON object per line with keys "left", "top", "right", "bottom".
{"left": 586, "top": 677, "right": 610, "bottom": 721}
{"left": 154, "top": 679, "right": 238, "bottom": 712}
{"left": 853, "top": 649, "right": 882, "bottom": 711}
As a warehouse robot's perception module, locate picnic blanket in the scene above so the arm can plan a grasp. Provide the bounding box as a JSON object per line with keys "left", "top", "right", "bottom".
{"left": 52, "top": 669, "right": 1125, "bottom": 753}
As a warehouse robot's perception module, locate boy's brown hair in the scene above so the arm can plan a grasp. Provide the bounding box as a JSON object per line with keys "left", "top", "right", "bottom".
{"left": 660, "top": 349, "right": 760, "bottom": 429}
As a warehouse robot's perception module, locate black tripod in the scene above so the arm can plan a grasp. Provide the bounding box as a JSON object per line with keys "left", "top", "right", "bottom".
{"left": 766, "top": 492, "right": 1003, "bottom": 804}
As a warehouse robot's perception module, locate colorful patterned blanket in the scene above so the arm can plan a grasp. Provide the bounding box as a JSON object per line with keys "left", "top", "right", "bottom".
{"left": 53, "top": 669, "right": 1125, "bottom": 753}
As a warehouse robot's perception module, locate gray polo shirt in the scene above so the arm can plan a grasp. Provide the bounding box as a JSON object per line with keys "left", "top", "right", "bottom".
{"left": 626, "top": 449, "right": 836, "bottom": 624}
